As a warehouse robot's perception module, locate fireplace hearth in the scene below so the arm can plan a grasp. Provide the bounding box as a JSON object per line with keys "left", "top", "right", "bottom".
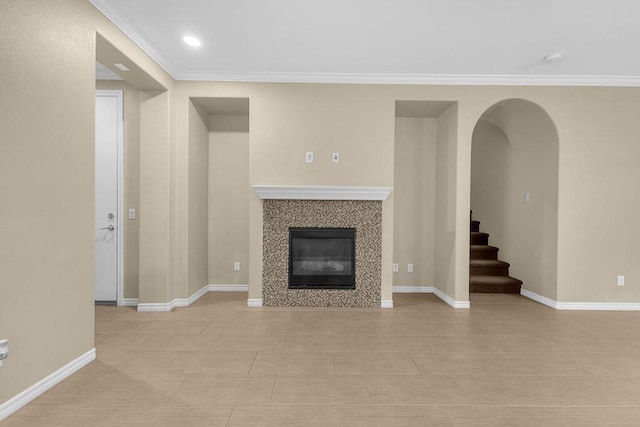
{"left": 288, "top": 227, "right": 356, "bottom": 289}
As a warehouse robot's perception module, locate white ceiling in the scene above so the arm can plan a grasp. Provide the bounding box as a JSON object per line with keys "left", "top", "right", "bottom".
{"left": 91, "top": 0, "right": 640, "bottom": 85}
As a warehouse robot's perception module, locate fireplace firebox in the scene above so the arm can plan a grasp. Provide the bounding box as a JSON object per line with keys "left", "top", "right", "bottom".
{"left": 288, "top": 227, "right": 356, "bottom": 289}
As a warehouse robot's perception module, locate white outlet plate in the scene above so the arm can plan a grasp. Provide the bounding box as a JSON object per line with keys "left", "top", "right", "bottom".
{"left": 407, "top": 264, "right": 414, "bottom": 273}
{"left": 392, "top": 263, "right": 399, "bottom": 273}
{"left": 305, "top": 152, "right": 314, "bottom": 163}
{"left": 234, "top": 262, "right": 240, "bottom": 271}
{"left": 332, "top": 152, "right": 340, "bottom": 163}
{"left": 128, "top": 208, "right": 136, "bottom": 219}
{"left": 618, "top": 275, "right": 625, "bottom": 286}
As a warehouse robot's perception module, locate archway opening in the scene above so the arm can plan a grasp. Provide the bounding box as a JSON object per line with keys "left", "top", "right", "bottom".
{"left": 470, "top": 99, "right": 559, "bottom": 300}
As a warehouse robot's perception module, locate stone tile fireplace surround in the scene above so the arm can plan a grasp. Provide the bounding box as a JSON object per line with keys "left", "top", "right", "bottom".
{"left": 253, "top": 186, "right": 392, "bottom": 307}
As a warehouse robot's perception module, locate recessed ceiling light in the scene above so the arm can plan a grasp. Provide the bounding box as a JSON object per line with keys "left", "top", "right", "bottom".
{"left": 113, "top": 63, "right": 130, "bottom": 71}
{"left": 544, "top": 51, "right": 565, "bottom": 63}
{"left": 183, "top": 36, "right": 202, "bottom": 47}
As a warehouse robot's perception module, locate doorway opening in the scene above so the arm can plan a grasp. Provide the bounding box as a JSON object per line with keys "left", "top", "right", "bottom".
{"left": 95, "top": 90, "right": 124, "bottom": 305}
{"left": 470, "top": 99, "right": 559, "bottom": 300}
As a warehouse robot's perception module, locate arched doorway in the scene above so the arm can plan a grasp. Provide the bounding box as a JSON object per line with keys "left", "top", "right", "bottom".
{"left": 470, "top": 99, "right": 559, "bottom": 300}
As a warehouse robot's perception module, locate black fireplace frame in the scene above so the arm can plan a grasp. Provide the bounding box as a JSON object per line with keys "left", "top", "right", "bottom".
{"left": 288, "top": 227, "right": 356, "bottom": 290}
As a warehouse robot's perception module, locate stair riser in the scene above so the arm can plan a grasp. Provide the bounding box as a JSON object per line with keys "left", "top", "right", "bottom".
{"left": 470, "top": 266, "right": 510, "bottom": 276}
{"left": 471, "top": 221, "right": 480, "bottom": 232}
{"left": 470, "top": 283, "right": 521, "bottom": 294}
{"left": 470, "top": 235, "right": 488, "bottom": 245}
{"left": 470, "top": 251, "right": 498, "bottom": 260}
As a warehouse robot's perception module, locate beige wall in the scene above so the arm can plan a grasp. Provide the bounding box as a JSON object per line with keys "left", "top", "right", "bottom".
{"left": 0, "top": 0, "right": 95, "bottom": 404}
{"left": 96, "top": 80, "right": 141, "bottom": 299}
{"left": 434, "top": 104, "right": 461, "bottom": 299}
{"left": 187, "top": 101, "right": 210, "bottom": 296}
{"left": 393, "top": 118, "right": 437, "bottom": 287}
{"left": 208, "top": 116, "right": 250, "bottom": 285}
{"left": 471, "top": 120, "right": 510, "bottom": 248}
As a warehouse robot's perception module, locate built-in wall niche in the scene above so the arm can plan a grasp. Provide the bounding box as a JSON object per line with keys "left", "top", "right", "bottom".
{"left": 191, "top": 97, "right": 250, "bottom": 131}
{"left": 392, "top": 100, "right": 456, "bottom": 289}
{"left": 190, "top": 97, "right": 251, "bottom": 287}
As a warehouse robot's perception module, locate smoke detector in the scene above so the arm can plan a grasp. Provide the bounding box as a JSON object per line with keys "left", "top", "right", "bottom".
{"left": 544, "top": 52, "right": 565, "bottom": 63}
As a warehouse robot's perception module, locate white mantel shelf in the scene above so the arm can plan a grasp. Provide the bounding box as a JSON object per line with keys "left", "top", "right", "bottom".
{"left": 252, "top": 185, "right": 393, "bottom": 201}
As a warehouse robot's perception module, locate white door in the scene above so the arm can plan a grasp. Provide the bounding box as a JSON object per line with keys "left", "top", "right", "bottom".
{"left": 95, "top": 91, "right": 123, "bottom": 303}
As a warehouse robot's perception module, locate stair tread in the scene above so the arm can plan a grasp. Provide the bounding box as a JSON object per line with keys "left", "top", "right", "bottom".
{"left": 470, "top": 245, "right": 499, "bottom": 252}
{"left": 469, "top": 275, "right": 523, "bottom": 285}
{"left": 469, "top": 259, "right": 510, "bottom": 267}
{"left": 470, "top": 232, "right": 489, "bottom": 237}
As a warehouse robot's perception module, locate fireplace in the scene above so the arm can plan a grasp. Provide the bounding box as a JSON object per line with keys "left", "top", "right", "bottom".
{"left": 254, "top": 186, "right": 392, "bottom": 308}
{"left": 288, "top": 227, "right": 356, "bottom": 289}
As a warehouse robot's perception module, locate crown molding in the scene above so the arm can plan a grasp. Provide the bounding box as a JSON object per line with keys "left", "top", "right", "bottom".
{"left": 91, "top": 0, "right": 640, "bottom": 87}
{"left": 175, "top": 71, "right": 640, "bottom": 87}
{"left": 90, "top": 0, "right": 180, "bottom": 78}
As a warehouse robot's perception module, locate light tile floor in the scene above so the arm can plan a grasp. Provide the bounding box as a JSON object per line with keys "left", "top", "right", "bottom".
{"left": 4, "top": 292, "right": 640, "bottom": 426}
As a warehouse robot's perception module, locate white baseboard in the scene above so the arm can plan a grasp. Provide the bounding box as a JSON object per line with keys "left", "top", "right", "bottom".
{"left": 432, "top": 287, "right": 471, "bottom": 309}
{"left": 137, "top": 285, "right": 210, "bottom": 312}
{"left": 120, "top": 298, "right": 138, "bottom": 307}
{"left": 392, "top": 285, "right": 470, "bottom": 309}
{"left": 247, "top": 298, "right": 263, "bottom": 307}
{"left": 0, "top": 348, "right": 96, "bottom": 422}
{"left": 187, "top": 285, "right": 210, "bottom": 305}
{"left": 381, "top": 299, "right": 393, "bottom": 308}
{"left": 521, "top": 288, "right": 640, "bottom": 311}
{"left": 393, "top": 286, "right": 435, "bottom": 293}
{"left": 209, "top": 284, "right": 249, "bottom": 292}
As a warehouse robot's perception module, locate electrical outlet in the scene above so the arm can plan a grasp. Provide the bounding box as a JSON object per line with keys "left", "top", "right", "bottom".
{"left": 234, "top": 261, "right": 240, "bottom": 271}
{"left": 332, "top": 152, "right": 340, "bottom": 163}
{"left": 128, "top": 208, "right": 136, "bottom": 220}
{"left": 524, "top": 193, "right": 530, "bottom": 203}
{"left": 305, "top": 152, "right": 314, "bottom": 163}
{"left": 618, "top": 275, "right": 625, "bottom": 286}
{"left": 392, "top": 263, "right": 399, "bottom": 273}
{"left": 407, "top": 263, "right": 414, "bottom": 273}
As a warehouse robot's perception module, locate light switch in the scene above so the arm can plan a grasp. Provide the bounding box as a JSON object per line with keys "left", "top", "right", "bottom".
{"left": 234, "top": 261, "right": 241, "bottom": 271}
{"left": 128, "top": 208, "right": 136, "bottom": 220}
{"left": 306, "top": 152, "right": 314, "bottom": 163}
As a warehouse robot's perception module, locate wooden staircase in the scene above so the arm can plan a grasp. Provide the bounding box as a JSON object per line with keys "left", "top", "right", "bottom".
{"left": 469, "top": 212, "right": 522, "bottom": 293}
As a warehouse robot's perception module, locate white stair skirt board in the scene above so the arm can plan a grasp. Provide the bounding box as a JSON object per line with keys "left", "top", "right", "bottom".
{"left": 209, "top": 284, "right": 249, "bottom": 292}
{"left": 521, "top": 288, "right": 640, "bottom": 311}
{"left": 247, "top": 299, "right": 263, "bottom": 307}
{"left": 120, "top": 298, "right": 139, "bottom": 307}
{"left": 392, "top": 285, "right": 471, "bottom": 309}
{"left": 0, "top": 348, "right": 96, "bottom": 422}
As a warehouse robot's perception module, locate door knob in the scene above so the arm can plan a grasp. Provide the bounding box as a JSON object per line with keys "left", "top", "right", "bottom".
{"left": 100, "top": 225, "right": 115, "bottom": 231}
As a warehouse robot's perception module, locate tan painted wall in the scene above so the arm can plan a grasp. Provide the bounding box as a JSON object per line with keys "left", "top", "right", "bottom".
{"left": 96, "top": 80, "right": 141, "bottom": 299}
{"left": 138, "top": 91, "right": 172, "bottom": 303}
{"left": 208, "top": 116, "right": 250, "bottom": 285}
{"left": 471, "top": 120, "right": 510, "bottom": 249}
{"left": 0, "top": 0, "right": 95, "bottom": 404}
{"left": 187, "top": 102, "right": 210, "bottom": 296}
{"left": 434, "top": 104, "right": 460, "bottom": 299}
{"left": 393, "top": 118, "right": 437, "bottom": 287}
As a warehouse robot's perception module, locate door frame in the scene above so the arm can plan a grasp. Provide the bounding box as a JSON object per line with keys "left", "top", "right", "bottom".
{"left": 96, "top": 90, "right": 124, "bottom": 306}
